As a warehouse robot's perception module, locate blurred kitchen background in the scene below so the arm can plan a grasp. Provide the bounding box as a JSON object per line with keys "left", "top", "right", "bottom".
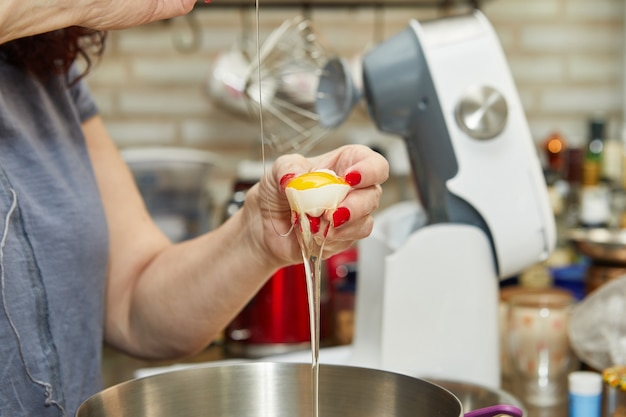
{"left": 92, "top": 0, "right": 626, "bottom": 411}
{"left": 88, "top": 0, "right": 623, "bottom": 211}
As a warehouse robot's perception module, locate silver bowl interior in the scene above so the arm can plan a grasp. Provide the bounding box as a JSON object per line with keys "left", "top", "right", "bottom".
{"left": 78, "top": 362, "right": 464, "bottom": 417}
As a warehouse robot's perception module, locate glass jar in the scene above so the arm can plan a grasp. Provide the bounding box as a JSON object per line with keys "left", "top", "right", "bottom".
{"left": 602, "top": 366, "right": 626, "bottom": 417}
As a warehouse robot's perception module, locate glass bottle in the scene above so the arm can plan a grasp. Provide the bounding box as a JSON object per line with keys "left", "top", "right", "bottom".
{"left": 543, "top": 131, "right": 568, "bottom": 178}
{"left": 582, "top": 117, "right": 606, "bottom": 187}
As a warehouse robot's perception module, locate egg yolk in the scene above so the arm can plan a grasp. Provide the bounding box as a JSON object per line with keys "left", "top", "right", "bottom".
{"left": 286, "top": 171, "right": 348, "bottom": 190}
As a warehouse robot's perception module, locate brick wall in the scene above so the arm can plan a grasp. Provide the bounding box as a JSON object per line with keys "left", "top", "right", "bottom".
{"left": 85, "top": 0, "right": 625, "bottom": 206}
{"left": 483, "top": 0, "right": 624, "bottom": 147}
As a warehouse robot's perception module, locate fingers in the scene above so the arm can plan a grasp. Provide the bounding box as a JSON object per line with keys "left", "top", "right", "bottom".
{"left": 321, "top": 212, "right": 375, "bottom": 259}
{"left": 270, "top": 143, "right": 387, "bottom": 222}
{"left": 272, "top": 144, "right": 389, "bottom": 192}
{"left": 156, "top": 0, "right": 197, "bottom": 21}
{"left": 310, "top": 144, "right": 390, "bottom": 190}
{"left": 266, "top": 144, "right": 388, "bottom": 261}
{"left": 271, "top": 153, "right": 310, "bottom": 191}
{"left": 327, "top": 183, "right": 381, "bottom": 236}
{"left": 81, "top": 0, "right": 196, "bottom": 31}
{"left": 339, "top": 146, "right": 390, "bottom": 191}
{"left": 340, "top": 184, "right": 383, "bottom": 224}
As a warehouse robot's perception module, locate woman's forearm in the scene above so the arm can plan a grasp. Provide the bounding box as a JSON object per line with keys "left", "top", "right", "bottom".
{"left": 0, "top": 0, "right": 195, "bottom": 44}
{"left": 0, "top": 1, "right": 76, "bottom": 43}
{"left": 118, "top": 207, "right": 282, "bottom": 360}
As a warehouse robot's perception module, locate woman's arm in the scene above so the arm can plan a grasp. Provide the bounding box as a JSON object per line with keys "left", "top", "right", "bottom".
{"left": 0, "top": 0, "right": 195, "bottom": 44}
{"left": 83, "top": 115, "right": 388, "bottom": 360}
{"left": 84, "top": 115, "right": 278, "bottom": 359}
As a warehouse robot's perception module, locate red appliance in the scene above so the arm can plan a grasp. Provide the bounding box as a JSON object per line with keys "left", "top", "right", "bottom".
{"left": 223, "top": 160, "right": 337, "bottom": 358}
{"left": 225, "top": 263, "right": 334, "bottom": 358}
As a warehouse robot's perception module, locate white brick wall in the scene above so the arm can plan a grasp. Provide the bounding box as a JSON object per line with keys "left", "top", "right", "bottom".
{"left": 482, "top": 0, "right": 624, "bottom": 144}
{"left": 86, "top": 0, "right": 625, "bottom": 182}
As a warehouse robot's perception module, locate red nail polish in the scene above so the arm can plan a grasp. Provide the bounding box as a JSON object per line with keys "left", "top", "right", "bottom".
{"left": 332, "top": 207, "right": 351, "bottom": 228}
{"left": 344, "top": 171, "right": 361, "bottom": 187}
{"left": 280, "top": 173, "right": 296, "bottom": 189}
{"left": 307, "top": 215, "right": 321, "bottom": 234}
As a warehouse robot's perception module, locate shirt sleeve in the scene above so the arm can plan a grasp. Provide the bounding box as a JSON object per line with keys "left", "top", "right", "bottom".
{"left": 67, "top": 64, "right": 99, "bottom": 123}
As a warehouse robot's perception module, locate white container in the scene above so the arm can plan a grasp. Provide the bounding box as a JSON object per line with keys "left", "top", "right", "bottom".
{"left": 569, "top": 371, "right": 602, "bottom": 417}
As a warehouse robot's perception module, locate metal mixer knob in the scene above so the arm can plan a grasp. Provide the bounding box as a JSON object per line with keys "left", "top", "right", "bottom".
{"left": 454, "top": 85, "right": 508, "bottom": 140}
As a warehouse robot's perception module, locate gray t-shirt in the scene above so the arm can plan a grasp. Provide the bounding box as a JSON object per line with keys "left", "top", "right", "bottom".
{"left": 0, "top": 62, "right": 109, "bottom": 416}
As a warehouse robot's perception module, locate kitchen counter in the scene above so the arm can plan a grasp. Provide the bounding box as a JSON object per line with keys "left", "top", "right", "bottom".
{"left": 101, "top": 342, "right": 228, "bottom": 388}
{"left": 525, "top": 404, "right": 568, "bottom": 417}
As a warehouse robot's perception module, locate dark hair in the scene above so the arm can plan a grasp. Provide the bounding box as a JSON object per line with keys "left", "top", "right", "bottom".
{"left": 0, "top": 27, "right": 107, "bottom": 81}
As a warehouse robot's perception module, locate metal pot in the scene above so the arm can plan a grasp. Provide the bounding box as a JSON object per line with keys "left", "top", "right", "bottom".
{"left": 568, "top": 228, "right": 626, "bottom": 264}
{"left": 77, "top": 362, "right": 522, "bottom": 417}
{"left": 568, "top": 228, "right": 626, "bottom": 293}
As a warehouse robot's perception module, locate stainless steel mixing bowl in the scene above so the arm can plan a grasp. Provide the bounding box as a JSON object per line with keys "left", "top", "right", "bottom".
{"left": 77, "top": 362, "right": 521, "bottom": 417}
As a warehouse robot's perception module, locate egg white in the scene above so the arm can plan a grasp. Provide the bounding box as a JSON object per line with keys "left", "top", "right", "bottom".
{"left": 285, "top": 182, "right": 350, "bottom": 217}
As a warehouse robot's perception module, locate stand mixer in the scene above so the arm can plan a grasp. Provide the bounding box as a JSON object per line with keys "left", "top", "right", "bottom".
{"left": 247, "top": 9, "right": 557, "bottom": 389}
{"left": 349, "top": 10, "right": 556, "bottom": 388}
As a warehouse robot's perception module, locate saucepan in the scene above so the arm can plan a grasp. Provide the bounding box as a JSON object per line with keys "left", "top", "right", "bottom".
{"left": 76, "top": 362, "right": 523, "bottom": 417}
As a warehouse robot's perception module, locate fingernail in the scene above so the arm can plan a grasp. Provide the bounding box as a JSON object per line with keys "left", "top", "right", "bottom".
{"left": 332, "top": 207, "right": 351, "bottom": 228}
{"left": 280, "top": 173, "right": 296, "bottom": 189}
{"left": 307, "top": 214, "right": 321, "bottom": 234}
{"left": 344, "top": 171, "right": 361, "bottom": 187}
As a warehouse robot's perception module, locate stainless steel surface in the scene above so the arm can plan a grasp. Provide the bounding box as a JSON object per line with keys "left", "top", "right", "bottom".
{"left": 121, "top": 147, "right": 217, "bottom": 242}
{"left": 79, "top": 362, "right": 465, "bottom": 417}
{"left": 454, "top": 85, "right": 508, "bottom": 140}
{"left": 569, "top": 228, "right": 626, "bottom": 263}
{"left": 426, "top": 378, "right": 526, "bottom": 414}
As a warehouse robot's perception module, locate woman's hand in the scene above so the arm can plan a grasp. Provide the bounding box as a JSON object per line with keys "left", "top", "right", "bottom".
{"left": 78, "top": 0, "right": 197, "bottom": 31}
{"left": 246, "top": 144, "right": 389, "bottom": 267}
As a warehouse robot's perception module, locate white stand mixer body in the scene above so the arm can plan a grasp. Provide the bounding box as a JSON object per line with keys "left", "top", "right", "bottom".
{"left": 350, "top": 11, "right": 556, "bottom": 389}
{"left": 381, "top": 225, "right": 499, "bottom": 386}
{"left": 351, "top": 207, "right": 500, "bottom": 388}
